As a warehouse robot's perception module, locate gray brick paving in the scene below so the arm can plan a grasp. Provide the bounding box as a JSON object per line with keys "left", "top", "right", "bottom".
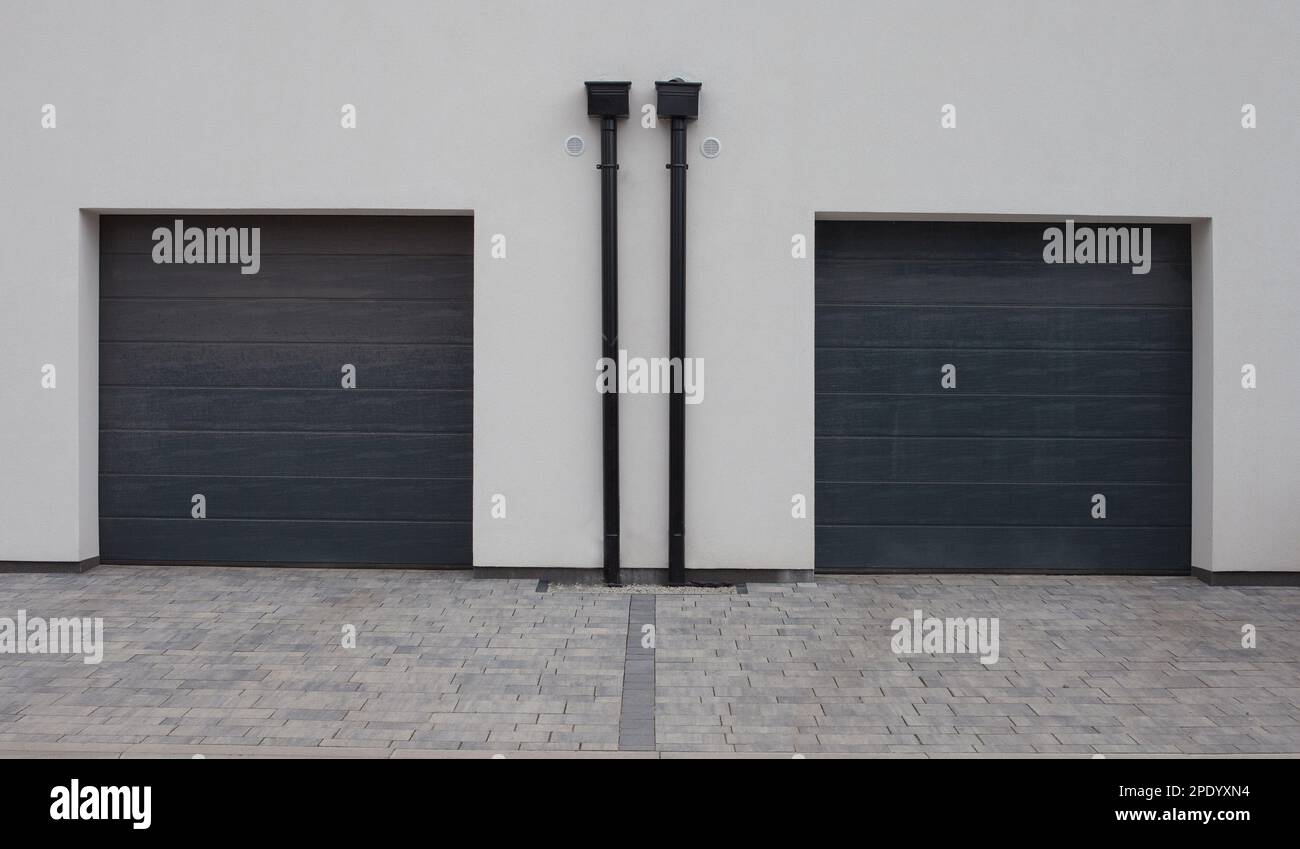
{"left": 0, "top": 566, "right": 1298, "bottom": 756}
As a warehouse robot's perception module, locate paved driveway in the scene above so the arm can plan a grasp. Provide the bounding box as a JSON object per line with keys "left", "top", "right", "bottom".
{"left": 1, "top": 565, "right": 1298, "bottom": 757}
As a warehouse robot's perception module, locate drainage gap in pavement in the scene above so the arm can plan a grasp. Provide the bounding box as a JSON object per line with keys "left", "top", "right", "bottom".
{"left": 618, "top": 595, "right": 656, "bottom": 752}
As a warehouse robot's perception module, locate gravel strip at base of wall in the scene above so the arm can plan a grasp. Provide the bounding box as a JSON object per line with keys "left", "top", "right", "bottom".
{"left": 548, "top": 584, "right": 738, "bottom": 595}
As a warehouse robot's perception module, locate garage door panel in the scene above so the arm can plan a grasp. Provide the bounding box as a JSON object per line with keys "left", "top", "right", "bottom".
{"left": 816, "top": 259, "right": 1191, "bottom": 306}
{"left": 817, "top": 305, "right": 1190, "bottom": 351}
{"left": 101, "top": 298, "right": 471, "bottom": 344}
{"left": 101, "top": 253, "right": 472, "bottom": 301}
{"left": 100, "top": 519, "right": 470, "bottom": 566}
{"left": 100, "top": 476, "right": 470, "bottom": 522}
{"left": 100, "top": 214, "right": 473, "bottom": 567}
{"left": 817, "top": 394, "right": 1191, "bottom": 438}
{"left": 816, "top": 350, "right": 1191, "bottom": 395}
{"left": 818, "top": 482, "right": 1190, "bottom": 527}
{"left": 815, "top": 221, "right": 1191, "bottom": 572}
{"left": 101, "top": 431, "right": 469, "bottom": 478}
{"left": 817, "top": 526, "right": 1190, "bottom": 571}
{"left": 816, "top": 220, "right": 1192, "bottom": 263}
{"left": 817, "top": 437, "right": 1190, "bottom": 484}
{"left": 100, "top": 215, "right": 473, "bottom": 256}
{"left": 101, "top": 342, "right": 471, "bottom": 390}
{"left": 101, "top": 388, "right": 471, "bottom": 434}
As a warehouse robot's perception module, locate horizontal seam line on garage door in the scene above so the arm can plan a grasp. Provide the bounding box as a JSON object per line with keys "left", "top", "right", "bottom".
{"left": 99, "top": 428, "right": 470, "bottom": 436}
{"left": 816, "top": 435, "right": 1191, "bottom": 441}
{"left": 816, "top": 520, "right": 1190, "bottom": 525}
{"left": 819, "top": 482, "right": 1190, "bottom": 487}
{"left": 100, "top": 296, "right": 471, "bottom": 303}
{"left": 817, "top": 481, "right": 1189, "bottom": 486}
{"left": 101, "top": 386, "right": 471, "bottom": 392}
{"left": 816, "top": 392, "right": 1191, "bottom": 398}
{"left": 814, "top": 346, "right": 1192, "bottom": 353}
{"left": 99, "top": 474, "right": 470, "bottom": 480}
{"left": 815, "top": 303, "right": 1192, "bottom": 310}
{"left": 100, "top": 252, "right": 471, "bottom": 258}
{"left": 102, "top": 338, "right": 473, "bottom": 340}
{"left": 99, "top": 517, "right": 470, "bottom": 525}
{"left": 99, "top": 340, "right": 473, "bottom": 346}
{"left": 814, "top": 258, "right": 1192, "bottom": 265}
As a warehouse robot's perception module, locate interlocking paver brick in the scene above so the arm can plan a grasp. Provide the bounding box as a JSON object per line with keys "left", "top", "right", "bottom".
{"left": 1, "top": 566, "right": 1298, "bottom": 756}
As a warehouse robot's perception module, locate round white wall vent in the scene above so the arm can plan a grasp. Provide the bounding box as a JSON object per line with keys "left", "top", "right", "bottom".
{"left": 565, "top": 135, "right": 586, "bottom": 156}
{"left": 700, "top": 136, "right": 721, "bottom": 158}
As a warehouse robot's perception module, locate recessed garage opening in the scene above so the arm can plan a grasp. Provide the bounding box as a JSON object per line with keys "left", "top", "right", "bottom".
{"left": 815, "top": 220, "right": 1192, "bottom": 574}
{"left": 98, "top": 214, "right": 472, "bottom": 567}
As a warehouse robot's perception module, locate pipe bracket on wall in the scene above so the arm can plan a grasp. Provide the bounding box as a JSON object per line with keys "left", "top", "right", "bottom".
{"left": 586, "top": 81, "right": 632, "bottom": 586}
{"left": 655, "top": 78, "right": 701, "bottom": 587}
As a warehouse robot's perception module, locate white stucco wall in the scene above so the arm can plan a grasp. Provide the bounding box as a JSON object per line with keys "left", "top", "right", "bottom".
{"left": 1, "top": 0, "right": 1297, "bottom": 572}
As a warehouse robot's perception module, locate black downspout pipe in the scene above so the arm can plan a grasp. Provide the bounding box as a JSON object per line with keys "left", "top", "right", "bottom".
{"left": 667, "top": 118, "right": 687, "bottom": 588}
{"left": 586, "top": 81, "right": 631, "bottom": 586}
{"left": 655, "top": 79, "right": 701, "bottom": 587}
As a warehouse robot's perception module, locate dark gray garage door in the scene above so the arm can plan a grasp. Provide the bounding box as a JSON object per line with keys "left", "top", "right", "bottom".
{"left": 815, "top": 220, "right": 1191, "bottom": 573}
{"left": 99, "top": 215, "right": 471, "bottom": 566}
